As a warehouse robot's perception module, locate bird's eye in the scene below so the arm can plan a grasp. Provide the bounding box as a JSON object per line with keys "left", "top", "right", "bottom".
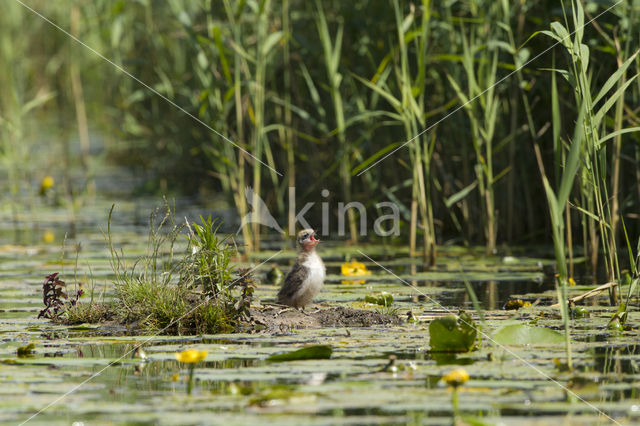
{"left": 302, "top": 233, "right": 309, "bottom": 239}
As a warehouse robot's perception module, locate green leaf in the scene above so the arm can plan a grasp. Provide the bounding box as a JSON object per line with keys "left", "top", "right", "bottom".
{"left": 593, "top": 51, "right": 639, "bottom": 105}
{"left": 557, "top": 101, "right": 586, "bottom": 208}
{"left": 593, "top": 75, "right": 638, "bottom": 130}
{"left": 351, "top": 142, "right": 404, "bottom": 176}
{"left": 579, "top": 44, "right": 589, "bottom": 74}
{"left": 261, "top": 31, "right": 283, "bottom": 57}
{"left": 445, "top": 181, "right": 478, "bottom": 208}
{"left": 352, "top": 73, "right": 402, "bottom": 111}
{"left": 621, "top": 216, "right": 636, "bottom": 276}
{"left": 266, "top": 345, "right": 333, "bottom": 362}
{"left": 429, "top": 311, "right": 477, "bottom": 353}
{"left": 550, "top": 21, "right": 571, "bottom": 47}
{"left": 212, "top": 26, "right": 232, "bottom": 84}
{"left": 492, "top": 324, "right": 564, "bottom": 345}
{"left": 596, "top": 127, "right": 640, "bottom": 147}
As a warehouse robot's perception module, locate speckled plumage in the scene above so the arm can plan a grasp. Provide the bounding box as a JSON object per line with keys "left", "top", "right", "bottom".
{"left": 277, "top": 229, "right": 325, "bottom": 308}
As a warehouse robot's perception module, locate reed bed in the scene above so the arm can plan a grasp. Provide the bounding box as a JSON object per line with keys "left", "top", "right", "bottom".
{"left": 2, "top": 0, "right": 639, "bottom": 286}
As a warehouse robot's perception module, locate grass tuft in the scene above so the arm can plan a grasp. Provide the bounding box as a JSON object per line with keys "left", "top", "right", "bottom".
{"left": 48, "top": 202, "right": 250, "bottom": 335}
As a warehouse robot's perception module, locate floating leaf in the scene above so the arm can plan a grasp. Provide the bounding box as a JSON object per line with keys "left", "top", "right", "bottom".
{"left": 267, "top": 345, "right": 332, "bottom": 362}
{"left": 17, "top": 343, "right": 35, "bottom": 358}
{"left": 504, "top": 299, "right": 531, "bottom": 310}
{"left": 571, "top": 306, "right": 590, "bottom": 319}
{"left": 429, "top": 311, "right": 477, "bottom": 353}
{"left": 493, "top": 324, "right": 564, "bottom": 345}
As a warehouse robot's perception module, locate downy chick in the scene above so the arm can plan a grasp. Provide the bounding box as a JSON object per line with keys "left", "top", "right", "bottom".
{"left": 277, "top": 229, "right": 325, "bottom": 309}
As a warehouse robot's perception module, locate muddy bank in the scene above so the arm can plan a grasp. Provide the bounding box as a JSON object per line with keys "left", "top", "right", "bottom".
{"left": 246, "top": 305, "right": 401, "bottom": 330}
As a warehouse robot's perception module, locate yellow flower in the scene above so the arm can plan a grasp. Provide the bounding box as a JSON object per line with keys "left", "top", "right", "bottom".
{"left": 341, "top": 261, "right": 371, "bottom": 277}
{"left": 41, "top": 176, "right": 54, "bottom": 191}
{"left": 568, "top": 277, "right": 576, "bottom": 287}
{"left": 442, "top": 368, "right": 469, "bottom": 387}
{"left": 175, "top": 349, "right": 208, "bottom": 363}
{"left": 42, "top": 230, "right": 55, "bottom": 244}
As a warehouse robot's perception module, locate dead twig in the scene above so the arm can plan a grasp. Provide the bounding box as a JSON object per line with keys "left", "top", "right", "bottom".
{"left": 551, "top": 281, "right": 618, "bottom": 307}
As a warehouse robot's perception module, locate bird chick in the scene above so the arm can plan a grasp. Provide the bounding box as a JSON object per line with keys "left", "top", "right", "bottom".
{"left": 277, "top": 229, "right": 326, "bottom": 309}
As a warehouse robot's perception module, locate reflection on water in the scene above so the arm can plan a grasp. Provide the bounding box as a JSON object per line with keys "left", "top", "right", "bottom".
{"left": 415, "top": 279, "right": 555, "bottom": 309}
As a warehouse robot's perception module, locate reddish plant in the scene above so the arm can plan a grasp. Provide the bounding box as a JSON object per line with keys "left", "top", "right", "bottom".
{"left": 38, "top": 273, "right": 83, "bottom": 320}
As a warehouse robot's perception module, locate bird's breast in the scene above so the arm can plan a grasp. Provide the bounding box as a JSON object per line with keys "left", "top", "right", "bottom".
{"left": 302, "top": 252, "right": 325, "bottom": 288}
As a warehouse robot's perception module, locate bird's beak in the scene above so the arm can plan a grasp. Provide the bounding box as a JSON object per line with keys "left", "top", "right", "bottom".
{"left": 310, "top": 231, "right": 320, "bottom": 243}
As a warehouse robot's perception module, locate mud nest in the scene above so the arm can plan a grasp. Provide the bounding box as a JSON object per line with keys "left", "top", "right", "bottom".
{"left": 246, "top": 305, "right": 400, "bottom": 330}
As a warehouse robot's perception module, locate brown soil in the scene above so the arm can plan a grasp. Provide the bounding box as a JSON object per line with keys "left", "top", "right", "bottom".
{"left": 245, "top": 305, "right": 401, "bottom": 331}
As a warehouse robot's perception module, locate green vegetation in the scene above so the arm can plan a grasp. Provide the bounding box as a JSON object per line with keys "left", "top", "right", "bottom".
{"left": 428, "top": 311, "right": 478, "bottom": 353}
{"left": 266, "top": 344, "right": 333, "bottom": 362}
{"left": 2, "top": 1, "right": 638, "bottom": 283}
{"left": 3, "top": 3, "right": 640, "bottom": 421}
{"left": 56, "top": 204, "right": 251, "bottom": 334}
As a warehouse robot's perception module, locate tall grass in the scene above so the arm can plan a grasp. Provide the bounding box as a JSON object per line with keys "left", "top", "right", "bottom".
{"left": 446, "top": 1, "right": 503, "bottom": 255}
{"left": 104, "top": 203, "right": 239, "bottom": 333}
{"left": 533, "top": 0, "right": 640, "bottom": 367}
{"left": 5, "top": 1, "right": 640, "bottom": 287}
{"left": 354, "top": 0, "right": 437, "bottom": 264}
{"left": 316, "top": 1, "right": 359, "bottom": 243}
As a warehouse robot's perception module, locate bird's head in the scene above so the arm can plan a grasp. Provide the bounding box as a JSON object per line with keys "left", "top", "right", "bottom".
{"left": 297, "top": 229, "right": 320, "bottom": 251}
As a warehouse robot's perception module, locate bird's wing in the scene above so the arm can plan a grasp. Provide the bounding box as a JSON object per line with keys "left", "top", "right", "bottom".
{"left": 277, "top": 263, "right": 308, "bottom": 301}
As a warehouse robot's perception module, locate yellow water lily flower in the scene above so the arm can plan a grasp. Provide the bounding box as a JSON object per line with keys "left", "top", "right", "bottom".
{"left": 442, "top": 368, "right": 469, "bottom": 387}
{"left": 42, "top": 230, "right": 55, "bottom": 244}
{"left": 41, "top": 176, "right": 54, "bottom": 191}
{"left": 341, "top": 261, "right": 371, "bottom": 284}
{"left": 341, "top": 261, "right": 371, "bottom": 276}
{"left": 175, "top": 349, "right": 208, "bottom": 363}
{"left": 568, "top": 277, "right": 576, "bottom": 286}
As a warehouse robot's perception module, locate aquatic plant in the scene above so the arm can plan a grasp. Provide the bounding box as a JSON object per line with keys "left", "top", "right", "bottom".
{"left": 182, "top": 216, "right": 235, "bottom": 298}
{"left": 38, "top": 272, "right": 83, "bottom": 321}
{"left": 341, "top": 260, "right": 371, "bottom": 284}
{"left": 106, "top": 204, "right": 248, "bottom": 333}
{"left": 429, "top": 311, "right": 477, "bottom": 353}
{"left": 442, "top": 368, "right": 469, "bottom": 422}
{"left": 40, "top": 203, "right": 251, "bottom": 334}
{"left": 533, "top": 0, "right": 640, "bottom": 369}
{"left": 266, "top": 345, "right": 332, "bottom": 362}
{"left": 442, "top": 368, "right": 469, "bottom": 388}
{"left": 175, "top": 349, "right": 208, "bottom": 394}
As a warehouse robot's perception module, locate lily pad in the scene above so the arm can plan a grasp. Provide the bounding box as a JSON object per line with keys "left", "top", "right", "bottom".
{"left": 492, "top": 324, "right": 565, "bottom": 345}
{"left": 17, "top": 343, "right": 36, "bottom": 358}
{"left": 266, "top": 345, "right": 333, "bottom": 362}
{"left": 429, "top": 311, "right": 477, "bottom": 353}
